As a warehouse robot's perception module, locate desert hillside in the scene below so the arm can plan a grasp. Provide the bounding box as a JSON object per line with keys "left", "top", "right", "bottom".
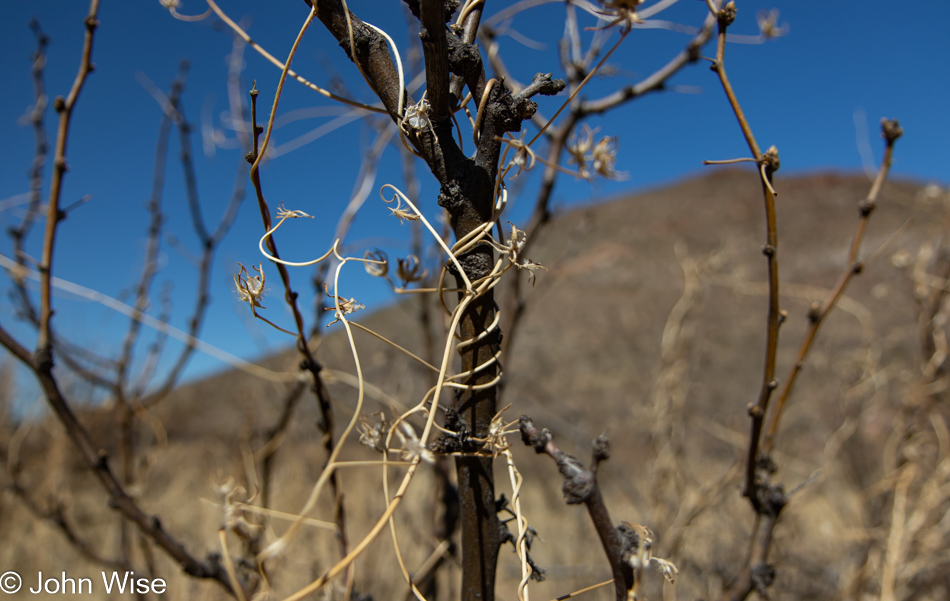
{"left": 2, "top": 169, "right": 947, "bottom": 601}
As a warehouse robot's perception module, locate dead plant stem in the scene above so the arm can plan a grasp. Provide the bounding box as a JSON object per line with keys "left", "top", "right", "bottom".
{"left": 762, "top": 129, "right": 901, "bottom": 456}
{"left": 37, "top": 0, "right": 100, "bottom": 360}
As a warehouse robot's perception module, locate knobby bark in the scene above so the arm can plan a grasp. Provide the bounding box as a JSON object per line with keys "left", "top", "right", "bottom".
{"left": 304, "top": 1, "right": 562, "bottom": 599}
{"left": 519, "top": 416, "right": 633, "bottom": 601}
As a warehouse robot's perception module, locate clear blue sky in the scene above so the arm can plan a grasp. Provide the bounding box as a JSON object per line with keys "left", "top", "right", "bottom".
{"left": 1, "top": 1, "right": 947, "bottom": 414}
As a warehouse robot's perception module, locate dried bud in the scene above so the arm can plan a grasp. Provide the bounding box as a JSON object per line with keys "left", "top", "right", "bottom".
{"left": 881, "top": 118, "right": 903, "bottom": 143}
{"left": 807, "top": 301, "right": 822, "bottom": 323}
{"left": 761, "top": 145, "right": 780, "bottom": 172}
{"left": 719, "top": 1, "right": 737, "bottom": 26}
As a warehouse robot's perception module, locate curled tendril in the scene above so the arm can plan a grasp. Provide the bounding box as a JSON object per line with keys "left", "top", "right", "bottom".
{"left": 384, "top": 192, "right": 421, "bottom": 224}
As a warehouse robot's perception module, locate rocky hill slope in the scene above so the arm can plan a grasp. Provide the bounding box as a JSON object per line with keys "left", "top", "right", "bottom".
{"left": 3, "top": 169, "right": 945, "bottom": 601}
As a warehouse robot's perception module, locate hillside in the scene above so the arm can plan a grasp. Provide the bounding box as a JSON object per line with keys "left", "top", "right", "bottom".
{"left": 2, "top": 169, "right": 946, "bottom": 601}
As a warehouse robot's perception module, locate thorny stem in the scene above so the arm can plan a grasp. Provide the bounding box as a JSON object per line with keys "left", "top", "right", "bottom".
{"left": 38, "top": 0, "right": 100, "bottom": 365}
{"left": 760, "top": 120, "right": 903, "bottom": 457}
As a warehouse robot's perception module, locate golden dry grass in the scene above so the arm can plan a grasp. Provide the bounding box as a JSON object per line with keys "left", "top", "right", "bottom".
{"left": 2, "top": 171, "right": 948, "bottom": 601}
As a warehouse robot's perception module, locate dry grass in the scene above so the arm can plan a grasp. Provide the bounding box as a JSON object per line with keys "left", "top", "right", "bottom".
{"left": 3, "top": 171, "right": 947, "bottom": 600}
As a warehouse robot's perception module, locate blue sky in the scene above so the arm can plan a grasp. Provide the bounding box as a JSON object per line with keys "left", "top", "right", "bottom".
{"left": 0, "top": 1, "right": 947, "bottom": 414}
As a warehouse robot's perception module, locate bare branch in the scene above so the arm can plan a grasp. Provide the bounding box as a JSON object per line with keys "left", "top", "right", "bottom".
{"left": 760, "top": 119, "right": 903, "bottom": 458}
{"left": 37, "top": 0, "right": 101, "bottom": 362}
{"left": 520, "top": 415, "right": 633, "bottom": 601}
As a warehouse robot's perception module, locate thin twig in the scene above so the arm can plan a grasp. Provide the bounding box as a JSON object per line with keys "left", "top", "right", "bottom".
{"left": 0, "top": 322, "right": 237, "bottom": 593}
{"left": 37, "top": 0, "right": 101, "bottom": 362}
{"left": 9, "top": 20, "right": 50, "bottom": 327}
{"left": 244, "top": 5, "right": 352, "bottom": 571}
{"left": 204, "top": 0, "right": 385, "bottom": 114}
{"left": 761, "top": 120, "right": 903, "bottom": 457}
{"left": 705, "top": 0, "right": 782, "bottom": 508}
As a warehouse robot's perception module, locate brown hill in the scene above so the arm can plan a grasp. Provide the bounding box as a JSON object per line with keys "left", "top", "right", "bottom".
{"left": 3, "top": 169, "right": 946, "bottom": 601}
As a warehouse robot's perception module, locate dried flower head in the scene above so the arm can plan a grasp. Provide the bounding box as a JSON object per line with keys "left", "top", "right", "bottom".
{"left": 519, "top": 259, "right": 548, "bottom": 288}
{"left": 397, "top": 255, "right": 428, "bottom": 285}
{"left": 590, "top": 135, "right": 620, "bottom": 179}
{"left": 384, "top": 193, "right": 421, "bottom": 224}
{"left": 591, "top": 0, "right": 644, "bottom": 31}
{"left": 234, "top": 262, "right": 266, "bottom": 309}
{"left": 567, "top": 125, "right": 626, "bottom": 181}
{"left": 501, "top": 131, "right": 537, "bottom": 179}
{"left": 323, "top": 284, "right": 365, "bottom": 325}
{"left": 499, "top": 223, "right": 547, "bottom": 287}
{"left": 568, "top": 124, "right": 595, "bottom": 167}
{"left": 482, "top": 404, "right": 517, "bottom": 455}
{"left": 394, "top": 420, "right": 435, "bottom": 464}
{"left": 358, "top": 412, "right": 389, "bottom": 453}
{"left": 620, "top": 521, "right": 679, "bottom": 593}
{"left": 401, "top": 96, "right": 432, "bottom": 135}
{"left": 756, "top": 9, "right": 788, "bottom": 39}
{"left": 653, "top": 557, "right": 678, "bottom": 584}
{"left": 213, "top": 477, "right": 261, "bottom": 542}
{"left": 508, "top": 222, "right": 527, "bottom": 258}
{"left": 275, "top": 203, "right": 314, "bottom": 220}
{"left": 364, "top": 249, "right": 389, "bottom": 278}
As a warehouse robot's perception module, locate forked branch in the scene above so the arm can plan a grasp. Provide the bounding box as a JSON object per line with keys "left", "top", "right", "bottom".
{"left": 520, "top": 415, "right": 633, "bottom": 601}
